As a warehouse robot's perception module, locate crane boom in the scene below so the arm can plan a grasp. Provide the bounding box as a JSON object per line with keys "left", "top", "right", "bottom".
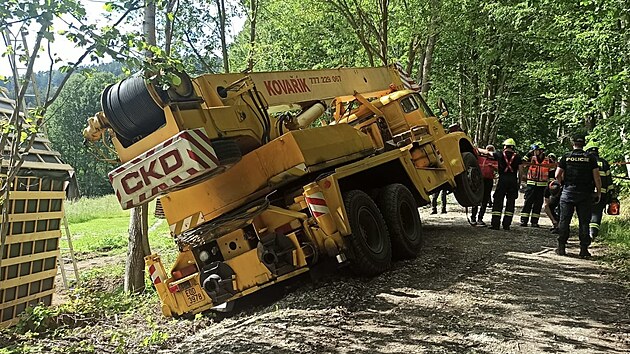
{"left": 196, "top": 64, "right": 418, "bottom": 108}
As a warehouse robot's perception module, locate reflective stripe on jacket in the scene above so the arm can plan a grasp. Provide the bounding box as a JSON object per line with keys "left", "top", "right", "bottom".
{"left": 527, "top": 156, "right": 549, "bottom": 183}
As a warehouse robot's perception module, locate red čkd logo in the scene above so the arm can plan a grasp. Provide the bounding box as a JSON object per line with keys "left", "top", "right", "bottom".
{"left": 120, "top": 150, "right": 183, "bottom": 194}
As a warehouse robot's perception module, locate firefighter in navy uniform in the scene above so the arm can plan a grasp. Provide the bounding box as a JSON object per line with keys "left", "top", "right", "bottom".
{"left": 489, "top": 138, "right": 522, "bottom": 230}
{"left": 585, "top": 142, "right": 614, "bottom": 241}
{"left": 555, "top": 135, "right": 602, "bottom": 258}
{"left": 520, "top": 142, "right": 551, "bottom": 227}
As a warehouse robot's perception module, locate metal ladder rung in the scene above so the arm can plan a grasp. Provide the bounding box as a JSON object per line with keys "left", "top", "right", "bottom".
{"left": 58, "top": 212, "right": 80, "bottom": 289}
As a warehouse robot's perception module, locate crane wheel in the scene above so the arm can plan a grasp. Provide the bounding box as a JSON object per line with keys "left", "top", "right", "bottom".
{"left": 377, "top": 184, "right": 423, "bottom": 260}
{"left": 342, "top": 190, "right": 392, "bottom": 276}
{"left": 453, "top": 152, "right": 484, "bottom": 207}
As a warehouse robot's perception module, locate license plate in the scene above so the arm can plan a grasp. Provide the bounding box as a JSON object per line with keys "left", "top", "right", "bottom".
{"left": 183, "top": 287, "right": 206, "bottom": 307}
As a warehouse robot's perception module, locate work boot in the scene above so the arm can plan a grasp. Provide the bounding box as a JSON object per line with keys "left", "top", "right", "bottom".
{"left": 441, "top": 208, "right": 447, "bottom": 214}
{"left": 503, "top": 225, "right": 511, "bottom": 231}
{"left": 477, "top": 220, "right": 487, "bottom": 227}
{"left": 555, "top": 243, "right": 566, "bottom": 256}
{"left": 431, "top": 209, "right": 437, "bottom": 215}
{"left": 531, "top": 223, "right": 540, "bottom": 228}
{"left": 519, "top": 222, "right": 528, "bottom": 227}
{"left": 489, "top": 224, "right": 500, "bottom": 230}
{"left": 579, "top": 247, "right": 591, "bottom": 259}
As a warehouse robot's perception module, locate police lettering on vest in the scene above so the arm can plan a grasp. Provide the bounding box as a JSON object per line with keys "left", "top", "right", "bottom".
{"left": 558, "top": 149, "right": 598, "bottom": 193}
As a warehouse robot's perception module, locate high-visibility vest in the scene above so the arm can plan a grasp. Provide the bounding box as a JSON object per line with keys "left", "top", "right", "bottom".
{"left": 527, "top": 156, "right": 549, "bottom": 186}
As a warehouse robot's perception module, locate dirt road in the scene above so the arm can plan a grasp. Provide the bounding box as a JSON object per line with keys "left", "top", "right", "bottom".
{"left": 161, "top": 202, "right": 630, "bottom": 354}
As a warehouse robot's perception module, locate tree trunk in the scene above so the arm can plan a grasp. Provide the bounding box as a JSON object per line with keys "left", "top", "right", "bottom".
{"left": 421, "top": 0, "right": 439, "bottom": 96}
{"left": 421, "top": 29, "right": 437, "bottom": 96}
{"left": 143, "top": 0, "right": 156, "bottom": 58}
{"left": 416, "top": 39, "right": 427, "bottom": 85}
{"left": 621, "top": 13, "right": 630, "bottom": 177}
{"left": 621, "top": 81, "right": 630, "bottom": 177}
{"left": 457, "top": 60, "right": 469, "bottom": 133}
{"left": 216, "top": 0, "right": 229, "bottom": 73}
{"left": 405, "top": 34, "right": 421, "bottom": 77}
{"left": 164, "top": 0, "right": 177, "bottom": 56}
{"left": 377, "top": 0, "right": 389, "bottom": 65}
{"left": 125, "top": 205, "right": 149, "bottom": 293}
{"left": 123, "top": 0, "right": 157, "bottom": 294}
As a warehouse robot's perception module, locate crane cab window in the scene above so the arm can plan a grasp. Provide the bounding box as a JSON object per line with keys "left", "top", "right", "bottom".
{"left": 400, "top": 94, "right": 433, "bottom": 118}
{"left": 400, "top": 96, "right": 420, "bottom": 113}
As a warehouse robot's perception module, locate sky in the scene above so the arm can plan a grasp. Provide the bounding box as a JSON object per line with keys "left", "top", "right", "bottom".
{"left": 0, "top": 0, "right": 245, "bottom": 77}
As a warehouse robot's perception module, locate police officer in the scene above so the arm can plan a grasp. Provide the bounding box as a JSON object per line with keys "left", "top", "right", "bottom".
{"left": 488, "top": 138, "right": 522, "bottom": 230}
{"left": 520, "top": 142, "right": 551, "bottom": 227}
{"left": 555, "top": 135, "right": 602, "bottom": 258}
{"left": 585, "top": 142, "right": 614, "bottom": 240}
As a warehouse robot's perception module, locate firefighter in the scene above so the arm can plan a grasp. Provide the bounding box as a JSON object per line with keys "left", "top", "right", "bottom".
{"left": 555, "top": 135, "right": 601, "bottom": 258}
{"left": 471, "top": 145, "right": 497, "bottom": 226}
{"left": 585, "top": 142, "right": 614, "bottom": 241}
{"left": 488, "top": 138, "right": 522, "bottom": 230}
{"left": 520, "top": 142, "right": 551, "bottom": 227}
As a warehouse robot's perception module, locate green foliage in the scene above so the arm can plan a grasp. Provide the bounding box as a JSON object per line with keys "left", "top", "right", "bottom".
{"left": 229, "top": 0, "right": 366, "bottom": 72}
{"left": 45, "top": 72, "right": 118, "bottom": 197}
{"left": 599, "top": 197, "right": 630, "bottom": 281}
{"left": 142, "top": 316, "right": 170, "bottom": 347}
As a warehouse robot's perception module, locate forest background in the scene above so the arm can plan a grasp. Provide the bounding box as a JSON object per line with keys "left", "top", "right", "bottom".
{"left": 2, "top": 0, "right": 630, "bottom": 197}
{"left": 1, "top": 1, "right": 629, "bottom": 352}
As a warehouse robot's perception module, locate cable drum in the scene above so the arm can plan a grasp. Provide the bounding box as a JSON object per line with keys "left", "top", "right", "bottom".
{"left": 101, "top": 76, "right": 166, "bottom": 144}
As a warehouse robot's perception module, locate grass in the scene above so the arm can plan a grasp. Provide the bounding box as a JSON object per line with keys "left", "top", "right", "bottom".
{"left": 62, "top": 195, "right": 175, "bottom": 259}
{"left": 598, "top": 197, "right": 630, "bottom": 281}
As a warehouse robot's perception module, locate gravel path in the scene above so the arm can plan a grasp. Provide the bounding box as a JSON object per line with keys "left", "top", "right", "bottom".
{"left": 160, "top": 200, "right": 630, "bottom": 354}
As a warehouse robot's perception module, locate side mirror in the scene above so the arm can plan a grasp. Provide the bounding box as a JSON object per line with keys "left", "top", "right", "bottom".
{"left": 437, "top": 98, "right": 449, "bottom": 118}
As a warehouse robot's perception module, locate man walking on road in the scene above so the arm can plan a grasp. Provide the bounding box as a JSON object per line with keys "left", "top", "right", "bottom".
{"left": 555, "top": 135, "right": 601, "bottom": 258}
{"left": 585, "top": 142, "right": 614, "bottom": 241}
{"left": 487, "top": 138, "right": 522, "bottom": 231}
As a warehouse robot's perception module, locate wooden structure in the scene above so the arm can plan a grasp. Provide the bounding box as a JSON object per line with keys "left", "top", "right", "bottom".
{"left": 0, "top": 92, "right": 73, "bottom": 328}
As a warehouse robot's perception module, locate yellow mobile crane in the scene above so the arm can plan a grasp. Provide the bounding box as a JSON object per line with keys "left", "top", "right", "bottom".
{"left": 83, "top": 64, "right": 483, "bottom": 317}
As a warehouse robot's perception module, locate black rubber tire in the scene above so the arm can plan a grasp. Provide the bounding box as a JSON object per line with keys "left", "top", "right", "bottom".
{"left": 453, "top": 151, "right": 484, "bottom": 207}
{"left": 211, "top": 138, "right": 242, "bottom": 166}
{"left": 343, "top": 190, "right": 392, "bottom": 276}
{"left": 377, "top": 184, "right": 423, "bottom": 260}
